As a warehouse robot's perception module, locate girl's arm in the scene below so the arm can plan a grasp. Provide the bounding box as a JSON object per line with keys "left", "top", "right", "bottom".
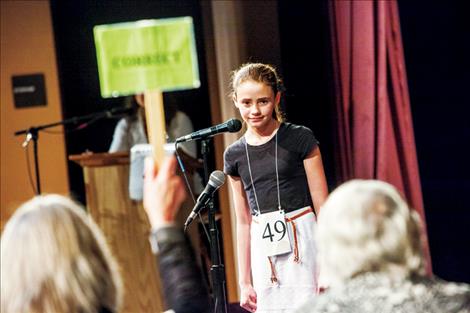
{"left": 228, "top": 175, "right": 257, "bottom": 312}
{"left": 303, "top": 146, "right": 329, "bottom": 216}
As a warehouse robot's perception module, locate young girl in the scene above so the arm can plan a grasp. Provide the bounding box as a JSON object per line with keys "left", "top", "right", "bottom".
{"left": 224, "top": 63, "right": 328, "bottom": 312}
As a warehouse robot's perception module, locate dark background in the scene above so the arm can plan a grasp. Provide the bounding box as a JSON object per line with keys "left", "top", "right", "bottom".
{"left": 50, "top": 0, "right": 469, "bottom": 283}
{"left": 398, "top": 0, "right": 470, "bottom": 283}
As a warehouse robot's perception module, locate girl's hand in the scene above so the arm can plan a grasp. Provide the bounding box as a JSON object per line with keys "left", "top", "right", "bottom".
{"left": 240, "top": 284, "right": 257, "bottom": 312}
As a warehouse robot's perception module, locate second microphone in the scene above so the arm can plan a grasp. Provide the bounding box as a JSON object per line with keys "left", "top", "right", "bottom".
{"left": 184, "top": 170, "right": 226, "bottom": 228}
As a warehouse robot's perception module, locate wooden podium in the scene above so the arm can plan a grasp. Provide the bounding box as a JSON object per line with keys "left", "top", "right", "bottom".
{"left": 69, "top": 151, "right": 202, "bottom": 313}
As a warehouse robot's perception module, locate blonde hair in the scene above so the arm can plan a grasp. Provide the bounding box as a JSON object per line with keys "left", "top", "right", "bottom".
{"left": 317, "top": 180, "right": 425, "bottom": 286}
{"left": 1, "top": 195, "right": 122, "bottom": 313}
{"left": 230, "top": 63, "right": 285, "bottom": 122}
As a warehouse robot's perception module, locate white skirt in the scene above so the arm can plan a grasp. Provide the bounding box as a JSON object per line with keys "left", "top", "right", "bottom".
{"left": 251, "top": 207, "right": 318, "bottom": 312}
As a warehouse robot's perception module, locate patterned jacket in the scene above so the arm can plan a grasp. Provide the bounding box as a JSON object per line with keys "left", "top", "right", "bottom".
{"left": 296, "top": 273, "right": 470, "bottom": 313}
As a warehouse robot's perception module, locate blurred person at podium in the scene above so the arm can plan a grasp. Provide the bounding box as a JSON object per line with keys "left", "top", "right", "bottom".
{"left": 109, "top": 93, "right": 203, "bottom": 194}
{"left": 1, "top": 195, "right": 123, "bottom": 313}
{"left": 109, "top": 93, "right": 197, "bottom": 158}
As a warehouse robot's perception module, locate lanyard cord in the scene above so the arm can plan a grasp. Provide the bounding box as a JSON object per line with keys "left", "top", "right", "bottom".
{"left": 244, "top": 131, "right": 281, "bottom": 215}
{"left": 275, "top": 131, "right": 281, "bottom": 210}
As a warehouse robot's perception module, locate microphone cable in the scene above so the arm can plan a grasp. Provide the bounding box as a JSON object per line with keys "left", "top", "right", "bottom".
{"left": 174, "top": 142, "right": 211, "bottom": 242}
{"left": 23, "top": 142, "right": 38, "bottom": 195}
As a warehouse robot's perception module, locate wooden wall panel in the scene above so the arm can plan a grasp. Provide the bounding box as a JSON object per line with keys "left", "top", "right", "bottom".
{"left": 1, "top": 1, "right": 69, "bottom": 230}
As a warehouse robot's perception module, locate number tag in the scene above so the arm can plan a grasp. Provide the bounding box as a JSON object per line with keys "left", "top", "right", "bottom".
{"left": 257, "top": 210, "right": 291, "bottom": 257}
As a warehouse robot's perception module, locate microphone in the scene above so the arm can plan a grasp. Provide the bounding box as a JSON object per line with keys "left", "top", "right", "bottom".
{"left": 176, "top": 118, "right": 242, "bottom": 143}
{"left": 22, "top": 133, "right": 33, "bottom": 148}
{"left": 107, "top": 105, "right": 137, "bottom": 117}
{"left": 184, "top": 170, "right": 226, "bottom": 229}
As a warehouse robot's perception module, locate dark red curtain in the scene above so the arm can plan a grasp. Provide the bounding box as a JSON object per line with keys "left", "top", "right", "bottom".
{"left": 329, "top": 0, "right": 432, "bottom": 274}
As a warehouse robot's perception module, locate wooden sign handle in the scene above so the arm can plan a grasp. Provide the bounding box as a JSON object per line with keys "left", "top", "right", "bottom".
{"left": 144, "top": 90, "right": 166, "bottom": 168}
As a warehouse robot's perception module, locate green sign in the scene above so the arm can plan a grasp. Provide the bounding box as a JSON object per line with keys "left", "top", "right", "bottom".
{"left": 94, "top": 17, "right": 200, "bottom": 98}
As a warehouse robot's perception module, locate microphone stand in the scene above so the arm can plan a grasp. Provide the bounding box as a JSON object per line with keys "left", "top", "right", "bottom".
{"left": 200, "top": 138, "right": 228, "bottom": 313}
{"left": 14, "top": 107, "right": 129, "bottom": 195}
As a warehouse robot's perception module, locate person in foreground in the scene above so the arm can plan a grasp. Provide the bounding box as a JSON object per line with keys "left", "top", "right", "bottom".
{"left": 143, "top": 156, "right": 211, "bottom": 313}
{"left": 1, "top": 195, "right": 122, "bottom": 313}
{"left": 296, "top": 179, "right": 470, "bottom": 313}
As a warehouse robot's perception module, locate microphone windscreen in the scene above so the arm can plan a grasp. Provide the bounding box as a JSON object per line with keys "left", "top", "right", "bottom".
{"left": 227, "top": 118, "right": 242, "bottom": 133}
{"left": 209, "top": 170, "right": 226, "bottom": 188}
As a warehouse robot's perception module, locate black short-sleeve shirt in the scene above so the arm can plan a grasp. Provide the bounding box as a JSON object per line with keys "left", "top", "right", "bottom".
{"left": 224, "top": 123, "right": 319, "bottom": 215}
